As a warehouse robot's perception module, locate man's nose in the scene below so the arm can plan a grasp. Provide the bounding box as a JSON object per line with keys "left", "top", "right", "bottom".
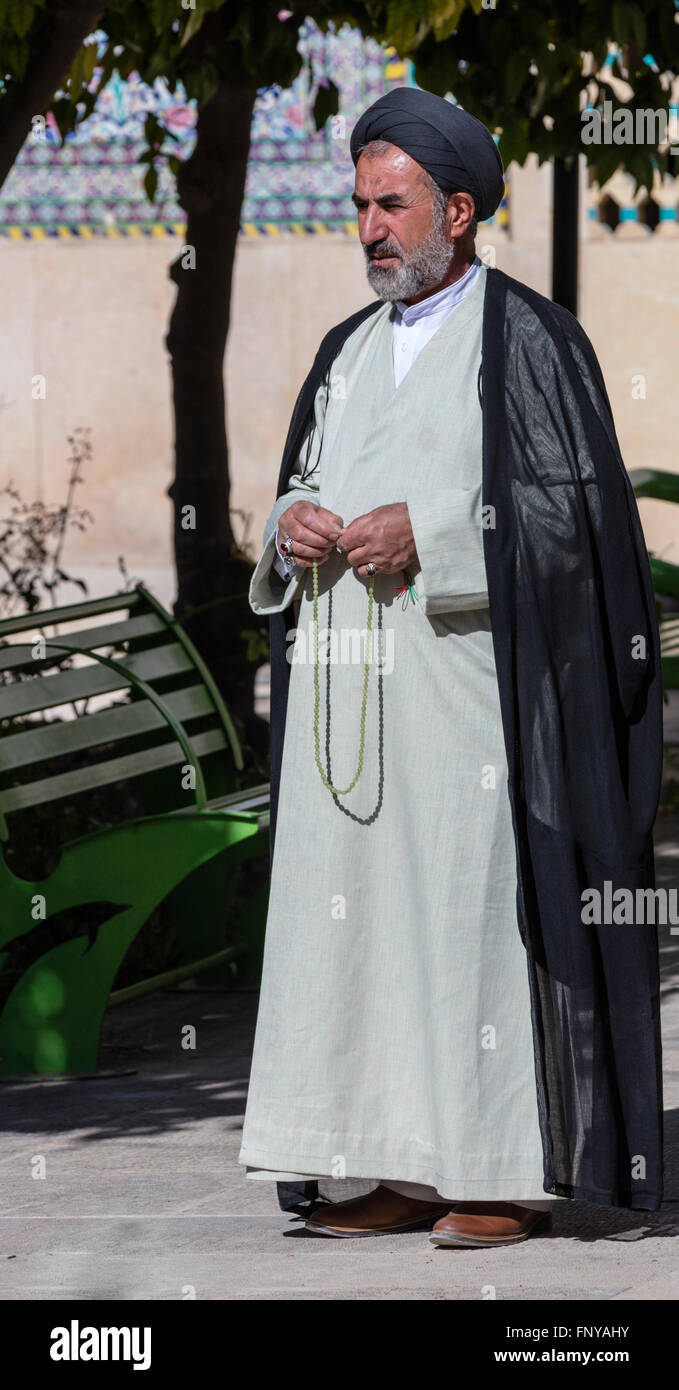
{"left": 360, "top": 205, "right": 389, "bottom": 246}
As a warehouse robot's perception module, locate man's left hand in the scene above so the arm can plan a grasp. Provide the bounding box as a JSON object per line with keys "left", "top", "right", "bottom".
{"left": 336, "top": 503, "right": 418, "bottom": 578}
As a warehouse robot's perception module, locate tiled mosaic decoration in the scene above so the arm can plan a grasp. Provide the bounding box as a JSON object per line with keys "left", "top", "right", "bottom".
{"left": 0, "top": 19, "right": 508, "bottom": 238}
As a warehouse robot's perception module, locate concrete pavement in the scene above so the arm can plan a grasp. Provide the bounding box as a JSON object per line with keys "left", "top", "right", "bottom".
{"left": 1, "top": 817, "right": 678, "bottom": 1301}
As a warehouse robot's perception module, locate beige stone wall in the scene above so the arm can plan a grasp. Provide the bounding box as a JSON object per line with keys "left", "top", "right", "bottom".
{"left": 0, "top": 237, "right": 177, "bottom": 606}
{"left": 581, "top": 229, "right": 679, "bottom": 568}
{"left": 1, "top": 155, "right": 677, "bottom": 614}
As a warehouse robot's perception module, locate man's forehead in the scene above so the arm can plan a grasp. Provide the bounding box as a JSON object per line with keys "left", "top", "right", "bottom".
{"left": 354, "top": 145, "right": 425, "bottom": 195}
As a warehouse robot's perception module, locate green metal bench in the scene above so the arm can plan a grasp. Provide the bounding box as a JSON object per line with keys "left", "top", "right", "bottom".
{"left": 0, "top": 583, "right": 270, "bottom": 1077}
{"left": 629, "top": 469, "right": 679, "bottom": 688}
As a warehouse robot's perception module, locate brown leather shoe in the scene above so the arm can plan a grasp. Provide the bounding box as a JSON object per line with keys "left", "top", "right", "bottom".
{"left": 305, "top": 1184, "right": 452, "bottom": 1237}
{"left": 429, "top": 1202, "right": 552, "bottom": 1249}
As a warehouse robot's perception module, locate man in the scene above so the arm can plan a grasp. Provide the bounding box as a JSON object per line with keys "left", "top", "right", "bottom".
{"left": 237, "top": 87, "right": 664, "bottom": 1248}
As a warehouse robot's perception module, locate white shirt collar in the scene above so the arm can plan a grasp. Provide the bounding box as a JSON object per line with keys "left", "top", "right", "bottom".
{"left": 394, "top": 256, "right": 481, "bottom": 326}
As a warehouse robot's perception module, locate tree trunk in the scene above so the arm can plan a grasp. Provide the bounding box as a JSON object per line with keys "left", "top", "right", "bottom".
{"left": 0, "top": 1, "right": 105, "bottom": 188}
{"left": 551, "top": 154, "right": 580, "bottom": 317}
{"left": 166, "top": 75, "right": 268, "bottom": 772}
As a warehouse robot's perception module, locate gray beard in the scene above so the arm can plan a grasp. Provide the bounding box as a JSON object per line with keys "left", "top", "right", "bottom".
{"left": 364, "top": 210, "right": 454, "bottom": 302}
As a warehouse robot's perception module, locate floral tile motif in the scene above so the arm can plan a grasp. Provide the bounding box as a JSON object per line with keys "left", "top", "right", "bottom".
{"left": 0, "top": 20, "right": 508, "bottom": 235}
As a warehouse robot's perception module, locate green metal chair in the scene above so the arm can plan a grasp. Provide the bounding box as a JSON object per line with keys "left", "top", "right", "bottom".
{"left": 0, "top": 584, "right": 269, "bottom": 1077}
{"left": 629, "top": 469, "right": 679, "bottom": 688}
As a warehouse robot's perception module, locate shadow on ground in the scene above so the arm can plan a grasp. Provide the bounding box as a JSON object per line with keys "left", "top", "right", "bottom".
{"left": 0, "top": 976, "right": 677, "bottom": 1245}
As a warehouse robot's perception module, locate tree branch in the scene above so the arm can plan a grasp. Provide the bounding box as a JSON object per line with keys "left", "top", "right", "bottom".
{"left": 0, "top": 0, "right": 106, "bottom": 188}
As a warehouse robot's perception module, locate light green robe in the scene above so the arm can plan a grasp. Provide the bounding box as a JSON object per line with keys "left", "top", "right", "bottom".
{"left": 238, "top": 266, "right": 549, "bottom": 1201}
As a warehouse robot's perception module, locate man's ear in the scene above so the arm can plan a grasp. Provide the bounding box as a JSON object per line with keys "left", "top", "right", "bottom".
{"left": 445, "top": 191, "right": 474, "bottom": 238}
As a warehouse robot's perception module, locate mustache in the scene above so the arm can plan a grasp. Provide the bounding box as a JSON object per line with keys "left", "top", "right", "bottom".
{"left": 365, "top": 242, "right": 402, "bottom": 261}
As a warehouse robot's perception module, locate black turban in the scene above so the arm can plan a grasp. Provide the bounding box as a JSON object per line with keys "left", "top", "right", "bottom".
{"left": 350, "top": 87, "right": 504, "bottom": 225}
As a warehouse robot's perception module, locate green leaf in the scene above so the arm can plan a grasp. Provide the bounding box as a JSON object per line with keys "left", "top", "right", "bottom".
{"left": 498, "top": 117, "right": 531, "bottom": 169}
{"left": 384, "top": 0, "right": 421, "bottom": 54}
{"left": 143, "top": 166, "right": 158, "bottom": 203}
{"left": 180, "top": 6, "right": 207, "bottom": 49}
{"left": 590, "top": 143, "right": 625, "bottom": 188}
{"left": 611, "top": 2, "right": 627, "bottom": 43}
{"left": 431, "top": 0, "right": 467, "bottom": 42}
{"left": 8, "top": 0, "right": 35, "bottom": 40}
{"left": 504, "top": 51, "right": 527, "bottom": 104}
{"left": 622, "top": 147, "right": 655, "bottom": 193}
{"left": 628, "top": 5, "right": 647, "bottom": 51}
{"left": 82, "top": 43, "right": 98, "bottom": 84}
{"left": 611, "top": 0, "right": 646, "bottom": 50}
{"left": 193, "top": 62, "right": 219, "bottom": 107}
{"left": 144, "top": 112, "right": 162, "bottom": 142}
{"left": 312, "top": 80, "right": 339, "bottom": 133}
{"left": 150, "top": 0, "right": 168, "bottom": 36}
{"left": 241, "top": 628, "right": 269, "bottom": 663}
{"left": 2, "top": 36, "right": 30, "bottom": 80}
{"left": 67, "top": 45, "right": 86, "bottom": 94}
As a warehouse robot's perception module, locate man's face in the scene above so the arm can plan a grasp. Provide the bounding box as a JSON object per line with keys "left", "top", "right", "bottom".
{"left": 352, "top": 144, "right": 453, "bottom": 302}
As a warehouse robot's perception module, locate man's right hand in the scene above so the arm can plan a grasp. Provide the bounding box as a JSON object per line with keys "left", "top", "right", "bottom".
{"left": 277, "top": 501, "right": 344, "bottom": 569}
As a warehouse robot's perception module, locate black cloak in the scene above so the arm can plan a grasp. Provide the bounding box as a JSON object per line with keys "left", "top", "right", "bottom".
{"left": 264, "top": 266, "right": 664, "bottom": 1215}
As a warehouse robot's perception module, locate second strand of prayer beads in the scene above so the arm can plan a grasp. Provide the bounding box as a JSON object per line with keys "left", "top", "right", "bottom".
{"left": 311, "top": 557, "right": 374, "bottom": 796}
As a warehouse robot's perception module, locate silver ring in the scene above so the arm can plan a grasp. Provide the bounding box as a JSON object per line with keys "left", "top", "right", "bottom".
{"left": 366, "top": 562, "right": 377, "bottom": 576}
{"left": 281, "top": 535, "right": 294, "bottom": 557}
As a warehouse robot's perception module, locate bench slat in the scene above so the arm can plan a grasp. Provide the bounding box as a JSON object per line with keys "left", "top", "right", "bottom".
{"left": 0, "top": 644, "right": 193, "bottom": 718}
{"left": 0, "top": 684, "right": 216, "bottom": 771}
{"left": 0, "top": 727, "right": 228, "bottom": 813}
{"left": 0, "top": 613, "right": 165, "bottom": 674}
{"left": 173, "top": 784, "right": 270, "bottom": 825}
{"left": 208, "top": 783, "right": 270, "bottom": 811}
{"left": 661, "top": 619, "right": 679, "bottom": 653}
{"left": 0, "top": 590, "right": 144, "bottom": 638}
